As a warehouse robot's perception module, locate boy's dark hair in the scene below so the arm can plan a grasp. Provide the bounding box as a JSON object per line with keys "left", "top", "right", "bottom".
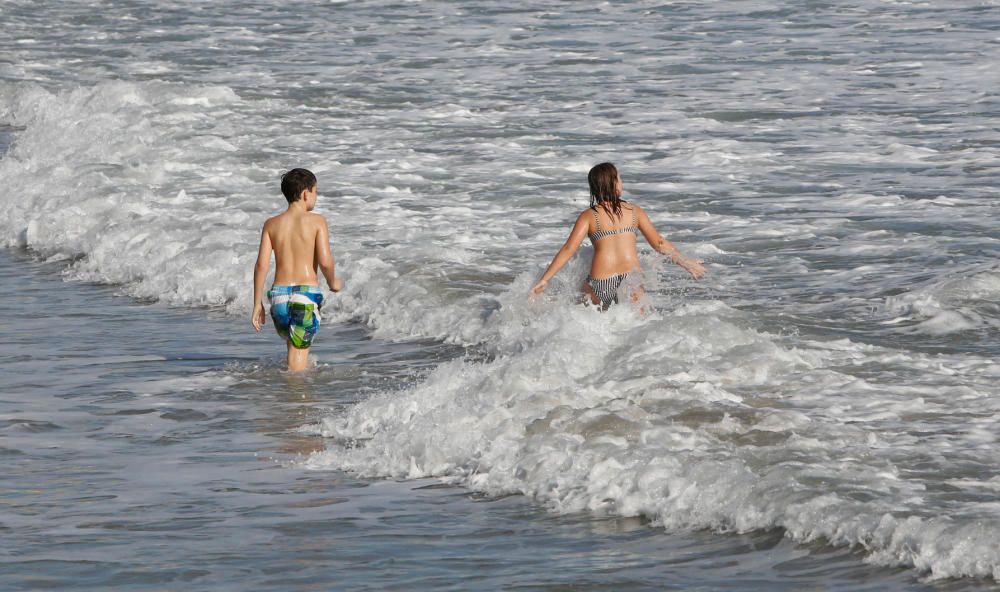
{"left": 281, "top": 168, "right": 317, "bottom": 203}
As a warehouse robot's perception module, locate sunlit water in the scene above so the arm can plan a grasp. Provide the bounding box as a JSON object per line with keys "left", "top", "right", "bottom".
{"left": 1, "top": 1, "right": 999, "bottom": 588}
{"left": 0, "top": 249, "right": 983, "bottom": 591}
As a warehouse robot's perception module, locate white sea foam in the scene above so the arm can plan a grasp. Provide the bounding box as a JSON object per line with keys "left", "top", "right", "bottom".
{"left": 883, "top": 268, "right": 1000, "bottom": 334}
{"left": 0, "top": 81, "right": 260, "bottom": 308}
{"left": 306, "top": 276, "right": 1000, "bottom": 579}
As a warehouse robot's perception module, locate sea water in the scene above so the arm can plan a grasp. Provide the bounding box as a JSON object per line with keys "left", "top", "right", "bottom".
{"left": 1, "top": 1, "right": 999, "bottom": 589}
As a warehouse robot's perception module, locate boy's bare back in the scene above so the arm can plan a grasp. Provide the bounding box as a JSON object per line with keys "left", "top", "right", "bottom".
{"left": 253, "top": 180, "right": 340, "bottom": 293}
{"left": 263, "top": 209, "right": 330, "bottom": 286}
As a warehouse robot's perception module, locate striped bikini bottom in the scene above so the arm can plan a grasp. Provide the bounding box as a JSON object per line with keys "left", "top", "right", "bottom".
{"left": 586, "top": 272, "right": 632, "bottom": 308}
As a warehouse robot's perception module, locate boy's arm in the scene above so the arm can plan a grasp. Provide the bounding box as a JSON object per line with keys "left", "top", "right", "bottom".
{"left": 251, "top": 224, "right": 273, "bottom": 331}
{"left": 315, "top": 216, "right": 342, "bottom": 292}
{"left": 636, "top": 206, "right": 706, "bottom": 280}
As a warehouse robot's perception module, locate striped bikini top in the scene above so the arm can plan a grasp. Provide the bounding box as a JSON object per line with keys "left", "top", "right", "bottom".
{"left": 588, "top": 204, "right": 639, "bottom": 243}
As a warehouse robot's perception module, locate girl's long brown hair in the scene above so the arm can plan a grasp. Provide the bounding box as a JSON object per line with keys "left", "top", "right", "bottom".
{"left": 588, "top": 162, "right": 623, "bottom": 219}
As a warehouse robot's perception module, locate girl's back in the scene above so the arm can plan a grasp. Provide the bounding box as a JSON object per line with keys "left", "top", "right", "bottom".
{"left": 588, "top": 202, "right": 640, "bottom": 278}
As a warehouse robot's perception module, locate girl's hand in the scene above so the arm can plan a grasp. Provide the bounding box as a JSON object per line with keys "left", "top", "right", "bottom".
{"left": 331, "top": 276, "right": 343, "bottom": 292}
{"left": 530, "top": 279, "right": 548, "bottom": 298}
{"left": 251, "top": 305, "right": 266, "bottom": 331}
{"left": 681, "top": 258, "right": 706, "bottom": 280}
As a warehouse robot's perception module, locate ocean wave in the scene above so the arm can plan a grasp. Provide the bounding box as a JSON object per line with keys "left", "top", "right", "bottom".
{"left": 882, "top": 267, "right": 1000, "bottom": 335}
{"left": 0, "top": 80, "right": 505, "bottom": 343}
{"left": 0, "top": 80, "right": 259, "bottom": 308}
{"left": 305, "top": 284, "right": 1000, "bottom": 580}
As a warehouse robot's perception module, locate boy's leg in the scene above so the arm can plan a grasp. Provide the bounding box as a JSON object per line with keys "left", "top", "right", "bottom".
{"left": 286, "top": 340, "right": 310, "bottom": 372}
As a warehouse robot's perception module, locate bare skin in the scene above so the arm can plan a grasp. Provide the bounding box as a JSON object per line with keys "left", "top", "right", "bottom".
{"left": 251, "top": 184, "right": 343, "bottom": 372}
{"left": 531, "top": 173, "right": 705, "bottom": 303}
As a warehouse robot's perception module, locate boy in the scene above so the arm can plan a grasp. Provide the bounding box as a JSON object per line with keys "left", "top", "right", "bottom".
{"left": 251, "top": 168, "right": 343, "bottom": 371}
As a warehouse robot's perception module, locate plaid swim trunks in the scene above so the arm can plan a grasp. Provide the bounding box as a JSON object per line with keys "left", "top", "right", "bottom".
{"left": 267, "top": 285, "right": 324, "bottom": 349}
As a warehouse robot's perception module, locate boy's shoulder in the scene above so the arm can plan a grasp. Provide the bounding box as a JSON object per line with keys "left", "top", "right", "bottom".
{"left": 263, "top": 210, "right": 326, "bottom": 223}
{"left": 260, "top": 214, "right": 278, "bottom": 235}
{"left": 262, "top": 211, "right": 328, "bottom": 235}
{"left": 307, "top": 212, "right": 331, "bottom": 231}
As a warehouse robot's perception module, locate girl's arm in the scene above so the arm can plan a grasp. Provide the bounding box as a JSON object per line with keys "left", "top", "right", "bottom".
{"left": 531, "top": 211, "right": 591, "bottom": 296}
{"left": 636, "top": 206, "right": 706, "bottom": 279}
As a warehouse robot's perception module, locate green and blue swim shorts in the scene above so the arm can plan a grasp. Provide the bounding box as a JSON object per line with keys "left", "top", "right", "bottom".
{"left": 267, "top": 285, "right": 324, "bottom": 349}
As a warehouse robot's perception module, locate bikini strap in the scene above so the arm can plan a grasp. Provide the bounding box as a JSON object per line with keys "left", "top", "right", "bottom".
{"left": 592, "top": 207, "right": 601, "bottom": 231}
{"left": 631, "top": 204, "right": 637, "bottom": 227}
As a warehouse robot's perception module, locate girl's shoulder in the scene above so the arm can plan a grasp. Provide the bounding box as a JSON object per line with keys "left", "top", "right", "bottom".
{"left": 624, "top": 201, "right": 645, "bottom": 215}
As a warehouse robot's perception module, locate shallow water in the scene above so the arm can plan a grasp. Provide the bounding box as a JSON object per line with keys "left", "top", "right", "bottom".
{"left": 2, "top": 0, "right": 1000, "bottom": 587}
{"left": 4, "top": 249, "right": 986, "bottom": 591}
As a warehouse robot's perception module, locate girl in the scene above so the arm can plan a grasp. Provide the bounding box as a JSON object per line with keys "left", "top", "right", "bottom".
{"left": 530, "top": 163, "right": 705, "bottom": 307}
